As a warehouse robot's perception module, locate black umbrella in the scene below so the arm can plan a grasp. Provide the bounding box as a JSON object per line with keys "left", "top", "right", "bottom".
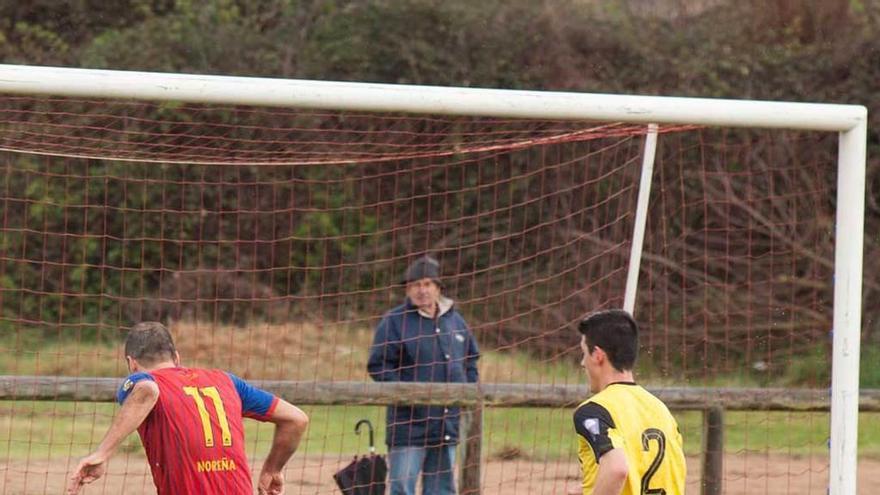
{"left": 333, "top": 419, "right": 388, "bottom": 495}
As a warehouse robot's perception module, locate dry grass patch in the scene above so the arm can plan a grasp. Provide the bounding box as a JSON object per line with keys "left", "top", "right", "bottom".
{"left": 3, "top": 320, "right": 585, "bottom": 384}
{"left": 172, "top": 321, "right": 375, "bottom": 381}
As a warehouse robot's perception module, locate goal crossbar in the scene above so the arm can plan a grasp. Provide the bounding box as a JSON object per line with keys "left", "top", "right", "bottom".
{"left": 0, "top": 64, "right": 866, "bottom": 130}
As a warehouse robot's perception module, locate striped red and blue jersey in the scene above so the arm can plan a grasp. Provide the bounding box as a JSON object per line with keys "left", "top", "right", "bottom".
{"left": 117, "top": 367, "right": 278, "bottom": 495}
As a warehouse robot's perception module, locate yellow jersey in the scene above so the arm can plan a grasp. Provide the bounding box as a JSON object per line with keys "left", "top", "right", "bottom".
{"left": 573, "top": 382, "right": 686, "bottom": 494}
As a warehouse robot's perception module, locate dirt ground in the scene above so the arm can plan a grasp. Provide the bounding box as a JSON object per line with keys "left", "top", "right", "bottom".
{"left": 2, "top": 454, "right": 879, "bottom": 494}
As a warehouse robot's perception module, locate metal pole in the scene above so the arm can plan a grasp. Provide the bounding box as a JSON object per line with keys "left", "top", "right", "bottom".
{"left": 624, "top": 124, "right": 659, "bottom": 314}
{"left": 0, "top": 64, "right": 866, "bottom": 130}
{"left": 829, "top": 121, "right": 867, "bottom": 495}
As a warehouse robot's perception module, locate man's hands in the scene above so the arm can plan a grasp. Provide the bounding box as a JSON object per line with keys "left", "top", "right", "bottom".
{"left": 257, "top": 469, "right": 285, "bottom": 495}
{"left": 66, "top": 452, "right": 109, "bottom": 494}
{"left": 66, "top": 380, "right": 158, "bottom": 494}
{"left": 256, "top": 399, "right": 309, "bottom": 495}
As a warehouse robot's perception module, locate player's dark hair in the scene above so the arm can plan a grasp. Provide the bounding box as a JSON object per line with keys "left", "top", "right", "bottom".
{"left": 124, "top": 321, "right": 177, "bottom": 365}
{"left": 577, "top": 309, "right": 639, "bottom": 371}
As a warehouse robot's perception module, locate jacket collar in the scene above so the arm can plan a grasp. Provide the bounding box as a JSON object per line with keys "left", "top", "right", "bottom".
{"left": 406, "top": 295, "right": 454, "bottom": 319}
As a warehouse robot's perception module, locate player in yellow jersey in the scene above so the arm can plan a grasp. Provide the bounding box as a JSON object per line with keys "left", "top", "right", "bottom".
{"left": 573, "top": 309, "right": 686, "bottom": 495}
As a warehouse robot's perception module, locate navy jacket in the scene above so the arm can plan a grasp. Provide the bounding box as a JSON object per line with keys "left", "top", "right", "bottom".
{"left": 367, "top": 297, "right": 479, "bottom": 447}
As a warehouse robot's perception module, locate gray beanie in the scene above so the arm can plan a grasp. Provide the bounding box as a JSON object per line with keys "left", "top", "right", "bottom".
{"left": 401, "top": 255, "right": 442, "bottom": 285}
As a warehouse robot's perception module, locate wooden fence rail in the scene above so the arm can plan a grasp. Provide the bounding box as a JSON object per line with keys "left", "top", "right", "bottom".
{"left": 3, "top": 376, "right": 879, "bottom": 494}
{"left": 4, "top": 376, "right": 880, "bottom": 410}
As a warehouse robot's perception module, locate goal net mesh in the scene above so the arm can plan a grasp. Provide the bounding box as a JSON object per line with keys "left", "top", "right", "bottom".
{"left": 0, "top": 95, "right": 837, "bottom": 494}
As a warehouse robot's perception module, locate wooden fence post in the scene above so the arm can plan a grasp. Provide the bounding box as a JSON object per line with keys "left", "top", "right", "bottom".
{"left": 701, "top": 406, "right": 724, "bottom": 495}
{"left": 459, "top": 405, "right": 482, "bottom": 494}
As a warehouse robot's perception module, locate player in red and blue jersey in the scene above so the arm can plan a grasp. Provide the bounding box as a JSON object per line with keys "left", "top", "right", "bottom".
{"left": 67, "top": 322, "right": 309, "bottom": 495}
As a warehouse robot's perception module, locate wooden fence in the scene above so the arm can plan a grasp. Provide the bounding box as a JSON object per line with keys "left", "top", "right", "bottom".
{"left": 3, "top": 376, "right": 879, "bottom": 495}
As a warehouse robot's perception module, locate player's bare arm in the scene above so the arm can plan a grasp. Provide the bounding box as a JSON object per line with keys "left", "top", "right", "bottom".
{"left": 67, "top": 380, "right": 160, "bottom": 494}
{"left": 591, "top": 448, "right": 629, "bottom": 495}
{"left": 257, "top": 399, "right": 309, "bottom": 495}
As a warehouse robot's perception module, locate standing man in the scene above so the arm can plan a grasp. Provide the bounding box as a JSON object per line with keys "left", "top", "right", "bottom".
{"left": 67, "top": 321, "right": 309, "bottom": 495}
{"left": 573, "top": 310, "right": 686, "bottom": 495}
{"left": 367, "top": 255, "right": 480, "bottom": 495}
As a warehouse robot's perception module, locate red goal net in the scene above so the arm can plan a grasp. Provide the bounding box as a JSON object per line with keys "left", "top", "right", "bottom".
{"left": 0, "top": 95, "right": 839, "bottom": 494}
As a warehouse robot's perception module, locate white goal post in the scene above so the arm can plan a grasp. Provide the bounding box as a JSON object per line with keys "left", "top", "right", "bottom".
{"left": 0, "top": 64, "right": 866, "bottom": 495}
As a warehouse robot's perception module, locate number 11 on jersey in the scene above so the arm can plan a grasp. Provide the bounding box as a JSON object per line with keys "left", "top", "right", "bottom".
{"left": 183, "top": 386, "right": 233, "bottom": 447}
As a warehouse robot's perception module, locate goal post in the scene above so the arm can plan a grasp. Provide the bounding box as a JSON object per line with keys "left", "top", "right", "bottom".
{"left": 830, "top": 119, "right": 866, "bottom": 495}
{"left": 0, "top": 64, "right": 867, "bottom": 495}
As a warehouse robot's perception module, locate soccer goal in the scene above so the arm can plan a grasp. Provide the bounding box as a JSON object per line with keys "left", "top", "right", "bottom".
{"left": 0, "top": 64, "right": 866, "bottom": 495}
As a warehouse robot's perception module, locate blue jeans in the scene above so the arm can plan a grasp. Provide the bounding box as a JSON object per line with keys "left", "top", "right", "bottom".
{"left": 388, "top": 445, "right": 456, "bottom": 495}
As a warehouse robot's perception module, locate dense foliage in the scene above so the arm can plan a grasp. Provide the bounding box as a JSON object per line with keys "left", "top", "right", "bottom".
{"left": 1, "top": 0, "right": 877, "bottom": 377}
